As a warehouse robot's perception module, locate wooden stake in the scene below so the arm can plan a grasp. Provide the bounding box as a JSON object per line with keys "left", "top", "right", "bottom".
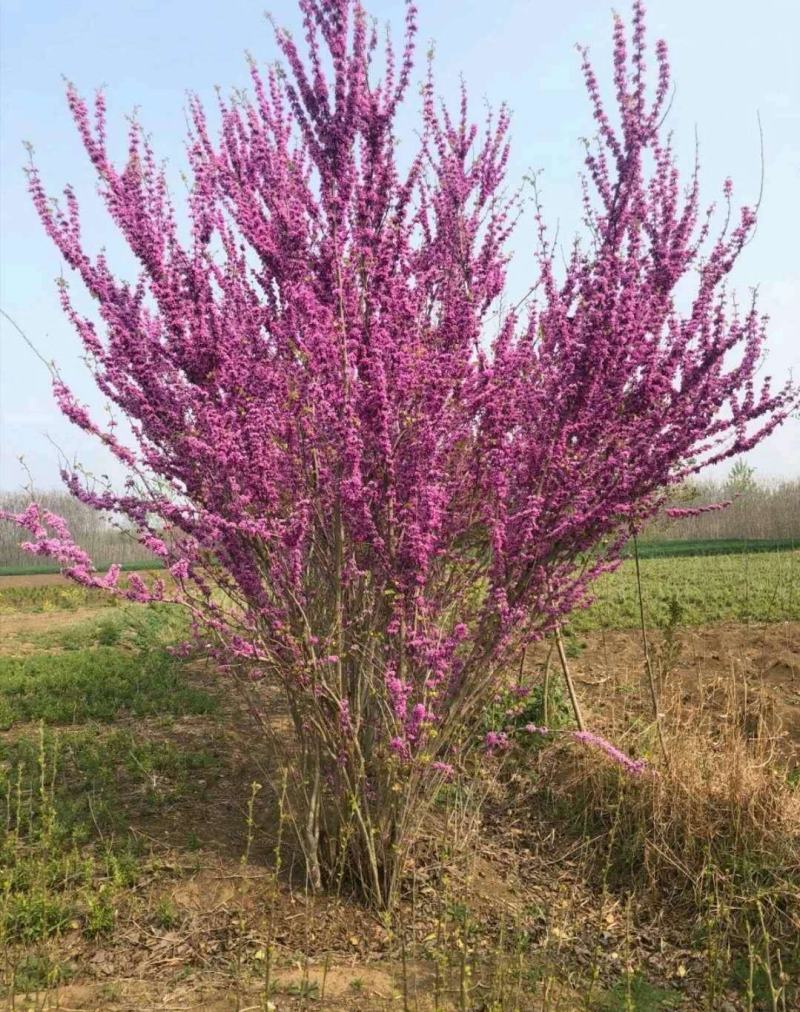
{"left": 554, "top": 625, "right": 585, "bottom": 732}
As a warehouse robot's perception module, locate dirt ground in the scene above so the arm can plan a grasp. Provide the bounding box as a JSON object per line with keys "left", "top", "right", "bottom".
{"left": 542, "top": 621, "right": 800, "bottom": 757}
{"left": 2, "top": 579, "right": 798, "bottom": 1009}
{"left": 0, "top": 607, "right": 107, "bottom": 651}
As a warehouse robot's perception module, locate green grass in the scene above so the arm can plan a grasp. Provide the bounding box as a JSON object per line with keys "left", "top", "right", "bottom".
{"left": 572, "top": 548, "right": 799, "bottom": 631}
{"left": 630, "top": 537, "right": 798, "bottom": 559}
{"left": 595, "top": 974, "right": 682, "bottom": 1010}
{"left": 0, "top": 590, "right": 226, "bottom": 993}
{"left": 0, "top": 726, "right": 222, "bottom": 952}
{"left": 0, "top": 603, "right": 211, "bottom": 728}
{"left": 0, "top": 647, "right": 215, "bottom": 728}
{"left": 16, "top": 602, "right": 189, "bottom": 652}
{"left": 0, "top": 561, "right": 164, "bottom": 577}
{"left": 0, "top": 576, "right": 170, "bottom": 614}
{"left": 1, "top": 727, "right": 222, "bottom": 841}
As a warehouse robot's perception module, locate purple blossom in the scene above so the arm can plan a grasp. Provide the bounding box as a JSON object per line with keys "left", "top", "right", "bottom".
{"left": 431, "top": 761, "right": 455, "bottom": 779}
{"left": 572, "top": 731, "right": 649, "bottom": 776}
{"left": 169, "top": 558, "right": 190, "bottom": 580}
{"left": 385, "top": 668, "right": 412, "bottom": 721}
{"left": 484, "top": 731, "right": 511, "bottom": 754}
{"left": 407, "top": 702, "right": 430, "bottom": 742}
{"left": 389, "top": 737, "right": 410, "bottom": 761}
{"left": 663, "top": 501, "right": 732, "bottom": 519}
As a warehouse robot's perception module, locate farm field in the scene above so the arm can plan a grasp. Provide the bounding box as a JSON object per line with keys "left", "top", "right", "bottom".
{"left": 0, "top": 551, "right": 798, "bottom": 1009}
{"left": 576, "top": 548, "right": 799, "bottom": 630}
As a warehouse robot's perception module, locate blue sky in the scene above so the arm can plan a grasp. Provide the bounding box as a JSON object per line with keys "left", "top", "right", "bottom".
{"left": 1, "top": 0, "right": 798, "bottom": 491}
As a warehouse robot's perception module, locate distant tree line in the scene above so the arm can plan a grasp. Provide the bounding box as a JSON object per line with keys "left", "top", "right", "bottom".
{"left": 0, "top": 490, "right": 159, "bottom": 570}
{"left": 647, "top": 466, "right": 800, "bottom": 542}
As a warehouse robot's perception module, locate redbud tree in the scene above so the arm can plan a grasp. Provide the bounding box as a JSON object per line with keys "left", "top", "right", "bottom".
{"left": 4, "top": 0, "right": 794, "bottom": 906}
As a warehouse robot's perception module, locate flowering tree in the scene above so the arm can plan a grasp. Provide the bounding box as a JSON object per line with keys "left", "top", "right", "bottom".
{"left": 3, "top": 0, "right": 794, "bottom": 906}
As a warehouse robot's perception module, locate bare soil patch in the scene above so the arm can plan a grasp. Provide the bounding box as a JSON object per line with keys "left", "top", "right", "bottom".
{"left": 530, "top": 621, "right": 800, "bottom": 755}
{"left": 0, "top": 607, "right": 104, "bottom": 653}
{"left": 0, "top": 573, "right": 78, "bottom": 589}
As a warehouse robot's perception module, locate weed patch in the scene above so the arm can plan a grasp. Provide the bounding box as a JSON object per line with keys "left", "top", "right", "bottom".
{"left": 572, "top": 549, "right": 799, "bottom": 630}
{"left": 0, "top": 645, "right": 214, "bottom": 727}
{"left": 0, "top": 583, "right": 119, "bottom": 614}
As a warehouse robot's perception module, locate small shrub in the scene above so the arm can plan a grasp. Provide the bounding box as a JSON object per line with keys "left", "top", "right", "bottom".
{"left": 152, "top": 897, "right": 181, "bottom": 930}
{"left": 11, "top": 953, "right": 72, "bottom": 994}
{"left": 82, "top": 886, "right": 116, "bottom": 938}
{"left": 2, "top": 890, "right": 73, "bottom": 943}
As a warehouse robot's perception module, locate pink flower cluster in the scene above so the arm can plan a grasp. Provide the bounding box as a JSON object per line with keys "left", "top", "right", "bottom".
{"left": 664, "top": 501, "right": 732, "bottom": 519}
{"left": 572, "top": 730, "right": 649, "bottom": 776}
{"left": 484, "top": 730, "right": 511, "bottom": 754}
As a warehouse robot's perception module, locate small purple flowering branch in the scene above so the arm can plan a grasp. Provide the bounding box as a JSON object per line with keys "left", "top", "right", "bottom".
{"left": 571, "top": 730, "right": 650, "bottom": 777}
{"left": 519, "top": 724, "right": 651, "bottom": 777}
{"left": 664, "top": 501, "right": 731, "bottom": 519}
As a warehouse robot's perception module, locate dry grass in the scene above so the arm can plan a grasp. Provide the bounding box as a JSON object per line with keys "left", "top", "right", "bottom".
{"left": 506, "top": 660, "right": 800, "bottom": 1010}
{"left": 537, "top": 714, "right": 799, "bottom": 924}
